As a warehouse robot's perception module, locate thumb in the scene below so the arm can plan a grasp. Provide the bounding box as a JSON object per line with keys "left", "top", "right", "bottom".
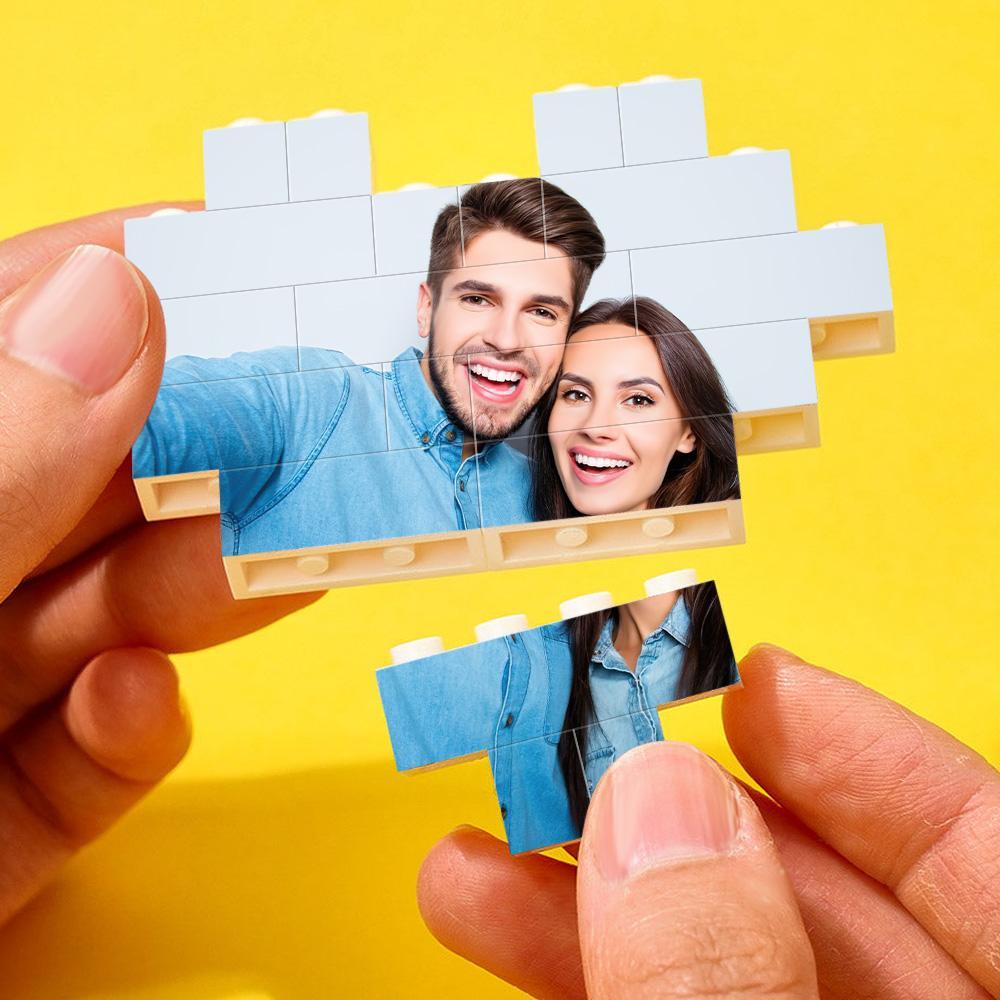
{"left": 577, "top": 741, "right": 819, "bottom": 1000}
{"left": 0, "top": 243, "right": 164, "bottom": 599}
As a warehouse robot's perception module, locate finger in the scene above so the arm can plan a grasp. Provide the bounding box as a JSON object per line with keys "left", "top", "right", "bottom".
{"left": 417, "top": 798, "right": 990, "bottom": 999}
{"left": 0, "top": 202, "right": 201, "bottom": 299}
{"left": 0, "top": 647, "right": 189, "bottom": 925}
{"left": 0, "top": 244, "right": 165, "bottom": 599}
{"left": 27, "top": 458, "right": 141, "bottom": 579}
{"left": 724, "top": 645, "right": 1000, "bottom": 995}
{"left": 417, "top": 826, "right": 584, "bottom": 999}
{"left": 0, "top": 514, "right": 320, "bottom": 731}
{"left": 749, "top": 789, "right": 991, "bottom": 1000}
{"left": 577, "top": 741, "right": 818, "bottom": 999}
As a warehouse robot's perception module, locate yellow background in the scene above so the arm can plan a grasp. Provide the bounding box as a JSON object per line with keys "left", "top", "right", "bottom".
{"left": 1, "top": 1, "right": 998, "bottom": 996}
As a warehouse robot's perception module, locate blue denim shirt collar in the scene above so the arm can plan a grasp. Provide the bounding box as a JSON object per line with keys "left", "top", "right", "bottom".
{"left": 390, "top": 347, "right": 465, "bottom": 449}
{"left": 390, "top": 346, "right": 510, "bottom": 465}
{"left": 590, "top": 595, "right": 691, "bottom": 669}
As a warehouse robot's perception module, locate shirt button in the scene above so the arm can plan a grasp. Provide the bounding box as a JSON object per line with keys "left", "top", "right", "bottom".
{"left": 421, "top": 432, "right": 430, "bottom": 445}
{"left": 445, "top": 429, "right": 456, "bottom": 442}
{"left": 504, "top": 712, "right": 514, "bottom": 727}
{"left": 500, "top": 804, "right": 508, "bottom": 819}
{"left": 458, "top": 479, "right": 466, "bottom": 492}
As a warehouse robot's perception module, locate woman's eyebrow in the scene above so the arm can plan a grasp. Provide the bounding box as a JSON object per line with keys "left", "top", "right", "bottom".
{"left": 619, "top": 376, "right": 664, "bottom": 391}
{"left": 559, "top": 373, "right": 665, "bottom": 391}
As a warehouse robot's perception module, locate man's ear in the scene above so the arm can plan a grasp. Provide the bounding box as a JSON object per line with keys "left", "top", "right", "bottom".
{"left": 677, "top": 424, "right": 697, "bottom": 454}
{"left": 417, "top": 281, "right": 433, "bottom": 339}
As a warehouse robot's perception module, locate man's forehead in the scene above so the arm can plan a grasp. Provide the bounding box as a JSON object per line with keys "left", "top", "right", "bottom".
{"left": 461, "top": 228, "right": 546, "bottom": 266}
{"left": 442, "top": 232, "right": 574, "bottom": 296}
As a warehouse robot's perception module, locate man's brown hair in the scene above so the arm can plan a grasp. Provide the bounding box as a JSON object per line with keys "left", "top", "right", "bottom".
{"left": 425, "top": 178, "right": 606, "bottom": 310}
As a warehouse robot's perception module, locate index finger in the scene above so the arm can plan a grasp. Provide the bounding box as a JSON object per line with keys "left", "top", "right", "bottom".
{"left": 1, "top": 201, "right": 202, "bottom": 299}
{"left": 723, "top": 645, "right": 1000, "bottom": 995}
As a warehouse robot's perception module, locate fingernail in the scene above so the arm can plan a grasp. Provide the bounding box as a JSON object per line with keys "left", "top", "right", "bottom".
{"left": 0, "top": 244, "right": 148, "bottom": 394}
{"left": 595, "top": 742, "right": 741, "bottom": 883}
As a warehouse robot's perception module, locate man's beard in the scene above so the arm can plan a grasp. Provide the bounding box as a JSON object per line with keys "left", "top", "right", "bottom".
{"left": 426, "top": 322, "right": 545, "bottom": 443}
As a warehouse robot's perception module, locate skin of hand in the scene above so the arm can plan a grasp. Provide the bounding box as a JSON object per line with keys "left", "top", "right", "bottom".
{"left": 0, "top": 207, "right": 322, "bottom": 925}
{"left": 418, "top": 645, "right": 1000, "bottom": 1000}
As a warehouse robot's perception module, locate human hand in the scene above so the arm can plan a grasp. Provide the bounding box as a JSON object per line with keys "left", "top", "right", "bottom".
{"left": 418, "top": 645, "right": 999, "bottom": 998}
{"left": 0, "top": 207, "right": 321, "bottom": 924}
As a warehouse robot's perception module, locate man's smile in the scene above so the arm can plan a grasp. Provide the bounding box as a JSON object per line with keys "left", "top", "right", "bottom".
{"left": 460, "top": 357, "right": 529, "bottom": 407}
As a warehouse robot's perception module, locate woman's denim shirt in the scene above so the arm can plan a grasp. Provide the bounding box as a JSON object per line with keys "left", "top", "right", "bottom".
{"left": 377, "top": 597, "right": 698, "bottom": 854}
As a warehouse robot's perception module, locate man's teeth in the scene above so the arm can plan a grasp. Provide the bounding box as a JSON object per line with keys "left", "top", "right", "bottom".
{"left": 469, "top": 362, "right": 522, "bottom": 383}
{"left": 574, "top": 453, "right": 631, "bottom": 469}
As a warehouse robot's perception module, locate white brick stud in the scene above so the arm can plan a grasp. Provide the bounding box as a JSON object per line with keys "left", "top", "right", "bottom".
{"left": 474, "top": 614, "right": 530, "bottom": 643}
{"left": 643, "top": 568, "right": 698, "bottom": 597}
{"left": 390, "top": 636, "right": 446, "bottom": 665}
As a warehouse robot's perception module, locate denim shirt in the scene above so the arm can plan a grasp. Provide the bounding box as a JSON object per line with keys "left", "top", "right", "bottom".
{"left": 132, "top": 345, "right": 533, "bottom": 555}
{"left": 376, "top": 597, "right": 697, "bottom": 854}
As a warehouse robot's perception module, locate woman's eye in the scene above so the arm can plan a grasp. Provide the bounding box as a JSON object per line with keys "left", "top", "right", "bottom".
{"left": 561, "top": 388, "right": 589, "bottom": 403}
{"left": 624, "top": 393, "right": 655, "bottom": 407}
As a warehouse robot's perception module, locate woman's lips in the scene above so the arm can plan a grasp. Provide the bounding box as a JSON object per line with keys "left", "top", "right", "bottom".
{"left": 566, "top": 448, "right": 633, "bottom": 487}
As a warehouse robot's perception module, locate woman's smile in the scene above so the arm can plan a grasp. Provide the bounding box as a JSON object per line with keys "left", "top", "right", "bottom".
{"left": 567, "top": 445, "right": 634, "bottom": 486}
{"left": 547, "top": 322, "right": 692, "bottom": 515}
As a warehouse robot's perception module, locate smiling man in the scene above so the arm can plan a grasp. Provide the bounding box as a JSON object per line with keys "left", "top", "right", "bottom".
{"left": 134, "top": 179, "right": 606, "bottom": 555}
{"left": 418, "top": 182, "right": 604, "bottom": 452}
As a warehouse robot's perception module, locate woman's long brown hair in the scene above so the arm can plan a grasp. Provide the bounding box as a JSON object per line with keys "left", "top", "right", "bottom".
{"left": 533, "top": 297, "right": 741, "bottom": 831}
{"left": 557, "top": 581, "right": 738, "bottom": 831}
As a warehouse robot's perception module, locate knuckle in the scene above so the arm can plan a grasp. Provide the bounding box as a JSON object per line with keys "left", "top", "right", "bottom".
{"left": 594, "top": 892, "right": 815, "bottom": 999}
{"left": 0, "top": 421, "right": 60, "bottom": 585}
{"left": 902, "top": 787, "right": 1000, "bottom": 983}
{"left": 0, "top": 455, "right": 43, "bottom": 561}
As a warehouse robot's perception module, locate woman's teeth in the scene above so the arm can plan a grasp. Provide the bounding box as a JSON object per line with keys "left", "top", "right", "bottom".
{"left": 573, "top": 453, "right": 631, "bottom": 469}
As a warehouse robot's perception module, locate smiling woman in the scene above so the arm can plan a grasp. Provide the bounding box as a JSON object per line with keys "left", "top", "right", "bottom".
{"left": 531, "top": 297, "right": 740, "bottom": 519}
{"left": 376, "top": 576, "right": 740, "bottom": 854}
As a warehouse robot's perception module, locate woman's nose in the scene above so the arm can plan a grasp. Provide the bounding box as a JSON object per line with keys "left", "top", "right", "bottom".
{"left": 580, "top": 416, "right": 619, "bottom": 442}
{"left": 586, "top": 393, "right": 620, "bottom": 436}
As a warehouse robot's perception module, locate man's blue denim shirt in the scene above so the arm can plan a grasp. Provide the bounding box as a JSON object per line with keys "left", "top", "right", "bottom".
{"left": 376, "top": 597, "right": 706, "bottom": 854}
{"left": 133, "top": 345, "right": 533, "bottom": 555}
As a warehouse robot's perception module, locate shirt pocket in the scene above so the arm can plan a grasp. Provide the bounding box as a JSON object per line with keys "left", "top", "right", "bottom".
{"left": 583, "top": 742, "right": 616, "bottom": 797}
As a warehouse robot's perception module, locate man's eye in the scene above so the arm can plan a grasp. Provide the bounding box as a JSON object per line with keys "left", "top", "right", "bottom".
{"left": 461, "top": 294, "right": 490, "bottom": 306}
{"left": 531, "top": 307, "right": 557, "bottom": 322}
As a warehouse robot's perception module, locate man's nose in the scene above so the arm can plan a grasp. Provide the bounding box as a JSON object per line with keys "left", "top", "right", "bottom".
{"left": 481, "top": 307, "right": 523, "bottom": 354}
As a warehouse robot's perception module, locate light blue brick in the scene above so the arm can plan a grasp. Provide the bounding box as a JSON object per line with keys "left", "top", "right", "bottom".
{"left": 533, "top": 86, "right": 623, "bottom": 175}
{"left": 203, "top": 121, "right": 288, "bottom": 210}
{"left": 618, "top": 77, "right": 708, "bottom": 165}
{"left": 286, "top": 112, "right": 372, "bottom": 201}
